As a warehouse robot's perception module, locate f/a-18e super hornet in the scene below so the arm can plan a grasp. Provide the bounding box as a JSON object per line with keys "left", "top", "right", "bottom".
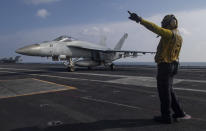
{"left": 16, "top": 33, "right": 155, "bottom": 71}
{"left": 0, "top": 56, "right": 21, "bottom": 63}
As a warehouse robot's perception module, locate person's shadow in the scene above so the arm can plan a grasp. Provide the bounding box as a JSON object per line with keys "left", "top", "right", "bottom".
{"left": 11, "top": 118, "right": 159, "bottom": 131}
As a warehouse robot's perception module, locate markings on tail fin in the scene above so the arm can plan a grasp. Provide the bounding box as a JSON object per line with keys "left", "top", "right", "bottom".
{"left": 114, "top": 33, "right": 128, "bottom": 50}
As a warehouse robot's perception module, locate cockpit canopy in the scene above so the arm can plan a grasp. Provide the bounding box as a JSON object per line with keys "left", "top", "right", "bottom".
{"left": 53, "top": 35, "right": 76, "bottom": 42}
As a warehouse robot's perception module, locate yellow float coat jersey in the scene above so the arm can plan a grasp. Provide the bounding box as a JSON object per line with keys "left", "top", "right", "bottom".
{"left": 140, "top": 19, "right": 182, "bottom": 64}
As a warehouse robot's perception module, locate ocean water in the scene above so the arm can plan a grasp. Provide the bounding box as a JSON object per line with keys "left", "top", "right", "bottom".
{"left": 179, "top": 62, "right": 206, "bottom": 67}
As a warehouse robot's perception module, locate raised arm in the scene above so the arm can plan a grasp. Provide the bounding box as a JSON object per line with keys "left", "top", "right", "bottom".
{"left": 140, "top": 18, "right": 173, "bottom": 38}
{"left": 128, "top": 11, "right": 173, "bottom": 38}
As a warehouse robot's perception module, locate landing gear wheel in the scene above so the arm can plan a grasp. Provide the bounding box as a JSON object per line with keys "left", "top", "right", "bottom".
{"left": 67, "top": 66, "right": 75, "bottom": 72}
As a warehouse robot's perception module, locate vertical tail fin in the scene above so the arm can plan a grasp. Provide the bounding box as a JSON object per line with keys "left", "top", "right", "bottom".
{"left": 114, "top": 33, "right": 128, "bottom": 50}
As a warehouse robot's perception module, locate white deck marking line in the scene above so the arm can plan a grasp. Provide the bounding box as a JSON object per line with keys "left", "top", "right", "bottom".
{"left": 0, "top": 88, "right": 71, "bottom": 99}
{"left": 1, "top": 69, "right": 206, "bottom": 93}
{"left": 0, "top": 78, "right": 31, "bottom": 81}
{"left": 0, "top": 70, "right": 21, "bottom": 73}
{"left": 81, "top": 96, "right": 142, "bottom": 110}
{"left": 72, "top": 72, "right": 206, "bottom": 84}
{"left": 1, "top": 67, "right": 206, "bottom": 83}
{"left": 0, "top": 67, "right": 43, "bottom": 72}
{"left": 173, "top": 87, "right": 206, "bottom": 93}
{"left": 30, "top": 73, "right": 104, "bottom": 82}
{"left": 81, "top": 96, "right": 206, "bottom": 122}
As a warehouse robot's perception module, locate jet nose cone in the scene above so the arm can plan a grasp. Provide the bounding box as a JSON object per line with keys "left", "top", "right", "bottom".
{"left": 15, "top": 44, "right": 40, "bottom": 56}
{"left": 15, "top": 48, "right": 24, "bottom": 54}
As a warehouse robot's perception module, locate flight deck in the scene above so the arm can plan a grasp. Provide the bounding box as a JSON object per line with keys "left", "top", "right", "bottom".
{"left": 0, "top": 63, "right": 206, "bottom": 131}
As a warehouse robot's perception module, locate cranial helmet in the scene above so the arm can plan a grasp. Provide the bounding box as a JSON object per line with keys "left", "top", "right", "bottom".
{"left": 161, "top": 14, "right": 178, "bottom": 29}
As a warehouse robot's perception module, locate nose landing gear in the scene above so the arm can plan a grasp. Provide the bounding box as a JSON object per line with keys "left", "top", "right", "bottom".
{"left": 64, "top": 58, "right": 75, "bottom": 72}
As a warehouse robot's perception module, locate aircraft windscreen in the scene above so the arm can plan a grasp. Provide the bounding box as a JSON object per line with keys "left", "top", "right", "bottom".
{"left": 53, "top": 35, "right": 76, "bottom": 42}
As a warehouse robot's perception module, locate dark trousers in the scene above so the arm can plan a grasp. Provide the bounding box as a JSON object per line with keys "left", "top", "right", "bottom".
{"left": 157, "top": 62, "right": 184, "bottom": 118}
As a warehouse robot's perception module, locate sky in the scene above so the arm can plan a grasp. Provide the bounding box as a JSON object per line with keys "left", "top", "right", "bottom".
{"left": 1, "top": 0, "right": 206, "bottom": 62}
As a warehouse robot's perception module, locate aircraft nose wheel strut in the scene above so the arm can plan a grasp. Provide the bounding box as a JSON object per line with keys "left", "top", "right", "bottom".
{"left": 65, "top": 58, "right": 75, "bottom": 72}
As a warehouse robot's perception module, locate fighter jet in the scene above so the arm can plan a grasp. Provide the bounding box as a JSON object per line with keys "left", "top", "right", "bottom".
{"left": 0, "top": 56, "right": 21, "bottom": 63}
{"left": 16, "top": 33, "right": 155, "bottom": 71}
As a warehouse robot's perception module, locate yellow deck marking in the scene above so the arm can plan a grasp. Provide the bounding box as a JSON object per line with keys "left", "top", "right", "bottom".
{"left": 0, "top": 78, "right": 76, "bottom": 99}
{"left": 31, "top": 78, "right": 76, "bottom": 90}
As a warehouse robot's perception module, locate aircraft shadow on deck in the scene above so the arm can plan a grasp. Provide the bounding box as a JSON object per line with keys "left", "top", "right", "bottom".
{"left": 43, "top": 66, "right": 140, "bottom": 72}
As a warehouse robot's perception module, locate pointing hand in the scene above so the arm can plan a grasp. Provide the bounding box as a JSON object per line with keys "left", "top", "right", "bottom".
{"left": 128, "top": 11, "right": 142, "bottom": 23}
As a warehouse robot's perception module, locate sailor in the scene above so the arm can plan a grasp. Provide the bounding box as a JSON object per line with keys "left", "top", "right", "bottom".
{"left": 128, "top": 11, "right": 191, "bottom": 124}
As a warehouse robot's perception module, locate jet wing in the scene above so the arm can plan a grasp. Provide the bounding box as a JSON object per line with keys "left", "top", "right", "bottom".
{"left": 105, "top": 50, "right": 156, "bottom": 54}
{"left": 104, "top": 50, "right": 156, "bottom": 58}
{"left": 67, "top": 44, "right": 155, "bottom": 58}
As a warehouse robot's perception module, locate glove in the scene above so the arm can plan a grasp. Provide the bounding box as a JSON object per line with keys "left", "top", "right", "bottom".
{"left": 128, "top": 11, "right": 142, "bottom": 23}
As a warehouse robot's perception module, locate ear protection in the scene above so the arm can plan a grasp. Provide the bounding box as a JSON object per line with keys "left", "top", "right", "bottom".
{"left": 169, "top": 15, "right": 178, "bottom": 28}
{"left": 162, "top": 14, "right": 178, "bottom": 29}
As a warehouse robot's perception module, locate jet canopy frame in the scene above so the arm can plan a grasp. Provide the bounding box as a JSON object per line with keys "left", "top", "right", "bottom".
{"left": 53, "top": 35, "right": 77, "bottom": 42}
